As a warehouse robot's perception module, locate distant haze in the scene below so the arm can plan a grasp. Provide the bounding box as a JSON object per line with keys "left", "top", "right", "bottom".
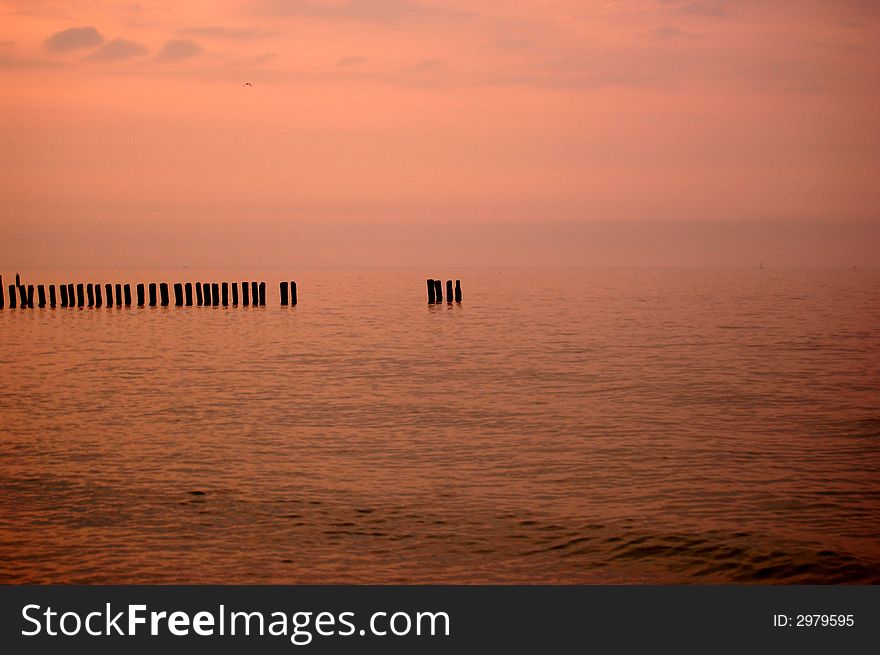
{"left": 2, "top": 1, "right": 878, "bottom": 268}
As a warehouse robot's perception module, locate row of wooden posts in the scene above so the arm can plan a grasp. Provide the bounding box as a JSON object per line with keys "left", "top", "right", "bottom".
{"left": 0, "top": 275, "right": 299, "bottom": 309}
{"left": 427, "top": 279, "right": 462, "bottom": 303}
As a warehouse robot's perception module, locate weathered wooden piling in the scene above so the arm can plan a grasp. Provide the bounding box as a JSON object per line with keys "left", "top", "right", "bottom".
{"left": 195, "top": 282, "right": 203, "bottom": 306}
{"left": 0, "top": 276, "right": 3, "bottom": 310}
{"left": 427, "top": 279, "right": 436, "bottom": 303}
{"left": 259, "top": 282, "right": 266, "bottom": 306}
{"left": 280, "top": 281, "right": 288, "bottom": 305}
{"left": 26, "top": 285, "right": 34, "bottom": 308}
{"left": 184, "top": 283, "right": 193, "bottom": 306}
{"left": 251, "top": 282, "right": 259, "bottom": 306}
{"left": 105, "top": 283, "right": 113, "bottom": 307}
{"left": 290, "top": 281, "right": 297, "bottom": 305}
{"left": 148, "top": 283, "right": 157, "bottom": 307}
{"left": 174, "top": 283, "right": 183, "bottom": 306}
{"left": 77, "top": 283, "right": 85, "bottom": 308}
{"left": 86, "top": 284, "right": 94, "bottom": 307}
{"left": 68, "top": 284, "right": 75, "bottom": 307}
{"left": 124, "top": 284, "right": 132, "bottom": 306}
{"left": 211, "top": 283, "right": 219, "bottom": 306}
{"left": 37, "top": 285, "right": 46, "bottom": 308}
{"left": 49, "top": 285, "right": 56, "bottom": 308}
{"left": 8, "top": 285, "right": 16, "bottom": 309}
{"left": 242, "top": 282, "right": 250, "bottom": 306}
{"left": 446, "top": 280, "right": 453, "bottom": 303}
{"left": 116, "top": 284, "right": 122, "bottom": 307}
{"left": 455, "top": 279, "right": 461, "bottom": 302}
{"left": 160, "top": 283, "right": 169, "bottom": 306}
{"left": 60, "top": 284, "right": 68, "bottom": 307}
{"left": 95, "top": 284, "right": 103, "bottom": 307}
{"left": 222, "top": 282, "right": 229, "bottom": 306}
{"left": 136, "top": 283, "right": 145, "bottom": 307}
{"left": 232, "top": 282, "right": 239, "bottom": 305}
{"left": 202, "top": 282, "right": 211, "bottom": 306}
{"left": 20, "top": 285, "right": 28, "bottom": 307}
{"left": 434, "top": 279, "right": 443, "bottom": 303}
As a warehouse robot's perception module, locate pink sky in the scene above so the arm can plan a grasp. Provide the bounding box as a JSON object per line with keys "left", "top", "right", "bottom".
{"left": 1, "top": 1, "right": 879, "bottom": 267}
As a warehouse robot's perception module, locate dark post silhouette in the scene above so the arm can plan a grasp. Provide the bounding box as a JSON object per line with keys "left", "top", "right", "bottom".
{"left": 160, "top": 283, "right": 169, "bottom": 306}
{"left": 427, "top": 279, "right": 435, "bottom": 303}
{"left": 434, "top": 279, "right": 443, "bottom": 303}
{"left": 0, "top": 276, "right": 3, "bottom": 310}
{"left": 259, "top": 282, "right": 266, "bottom": 306}
{"left": 232, "top": 282, "right": 239, "bottom": 305}
{"left": 68, "top": 284, "right": 75, "bottom": 307}
{"left": 37, "top": 285, "right": 46, "bottom": 308}
{"left": 211, "top": 283, "right": 220, "bottom": 307}
{"left": 124, "top": 284, "right": 132, "bottom": 306}
{"left": 242, "top": 282, "right": 250, "bottom": 306}
{"left": 87, "top": 284, "right": 94, "bottom": 307}
{"left": 49, "top": 285, "right": 56, "bottom": 308}
{"left": 77, "top": 283, "right": 85, "bottom": 308}
{"left": 222, "top": 282, "right": 229, "bottom": 306}
{"left": 174, "top": 283, "right": 183, "bottom": 307}
{"left": 446, "top": 280, "right": 453, "bottom": 303}
{"left": 290, "top": 281, "right": 297, "bottom": 305}
{"left": 148, "top": 283, "right": 157, "bottom": 307}
{"left": 136, "top": 283, "right": 145, "bottom": 307}
{"left": 8, "top": 285, "right": 16, "bottom": 309}
{"left": 15, "top": 273, "right": 20, "bottom": 286}
{"left": 280, "top": 281, "right": 288, "bottom": 305}
{"left": 105, "top": 284, "right": 113, "bottom": 307}
{"left": 203, "top": 282, "right": 212, "bottom": 306}
{"left": 455, "top": 279, "right": 461, "bottom": 302}
{"left": 95, "top": 284, "right": 103, "bottom": 307}
{"left": 196, "top": 282, "right": 203, "bottom": 306}
{"left": 185, "top": 283, "right": 193, "bottom": 306}
{"left": 116, "top": 284, "right": 122, "bottom": 307}
{"left": 26, "top": 285, "right": 34, "bottom": 308}
{"left": 59, "top": 284, "right": 68, "bottom": 307}
{"left": 251, "top": 282, "right": 259, "bottom": 306}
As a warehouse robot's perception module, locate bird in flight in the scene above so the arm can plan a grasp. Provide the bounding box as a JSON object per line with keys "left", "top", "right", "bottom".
{"left": 243, "top": 82, "right": 252, "bottom": 87}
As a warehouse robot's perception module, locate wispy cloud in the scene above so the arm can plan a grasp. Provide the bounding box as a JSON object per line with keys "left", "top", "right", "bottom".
{"left": 45, "top": 26, "right": 104, "bottom": 53}
{"left": 156, "top": 39, "right": 203, "bottom": 61}
{"left": 256, "top": 0, "right": 473, "bottom": 24}
{"left": 86, "top": 38, "right": 148, "bottom": 62}
{"left": 337, "top": 55, "right": 367, "bottom": 66}
{"left": 175, "top": 25, "right": 278, "bottom": 40}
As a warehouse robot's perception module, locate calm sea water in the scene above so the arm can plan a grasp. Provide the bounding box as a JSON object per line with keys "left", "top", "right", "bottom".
{"left": 1, "top": 268, "right": 878, "bottom": 583}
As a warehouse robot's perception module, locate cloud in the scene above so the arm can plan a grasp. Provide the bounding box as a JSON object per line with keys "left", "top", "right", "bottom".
{"left": 653, "top": 25, "right": 686, "bottom": 40}
{"left": 175, "top": 26, "right": 277, "bottom": 40}
{"left": 156, "top": 39, "right": 203, "bottom": 61}
{"left": 86, "top": 38, "right": 148, "bottom": 62}
{"left": 256, "top": 0, "right": 472, "bottom": 24}
{"left": 337, "top": 55, "right": 367, "bottom": 66}
{"left": 45, "top": 26, "right": 104, "bottom": 53}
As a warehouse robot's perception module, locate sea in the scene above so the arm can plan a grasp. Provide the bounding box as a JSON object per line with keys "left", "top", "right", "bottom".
{"left": 1, "top": 268, "right": 878, "bottom": 583}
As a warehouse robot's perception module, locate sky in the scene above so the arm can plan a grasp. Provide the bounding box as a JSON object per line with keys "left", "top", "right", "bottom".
{"left": 1, "top": 0, "right": 879, "bottom": 268}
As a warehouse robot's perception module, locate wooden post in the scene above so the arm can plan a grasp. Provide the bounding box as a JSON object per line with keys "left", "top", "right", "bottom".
{"left": 211, "top": 283, "right": 219, "bottom": 306}
{"left": 251, "top": 282, "right": 258, "bottom": 306}
{"left": 0, "top": 275, "right": 3, "bottom": 310}
{"left": 49, "top": 285, "right": 56, "bottom": 308}
{"left": 38, "top": 285, "right": 46, "bottom": 308}
{"left": 105, "top": 283, "right": 113, "bottom": 307}
{"left": 427, "top": 279, "right": 435, "bottom": 303}
{"left": 222, "top": 282, "right": 229, "bottom": 306}
{"left": 232, "top": 282, "right": 239, "bottom": 305}
{"left": 149, "top": 283, "right": 157, "bottom": 307}
{"left": 203, "top": 282, "right": 211, "bottom": 306}
{"left": 290, "top": 281, "right": 297, "bottom": 305}
{"left": 68, "top": 284, "right": 75, "bottom": 307}
{"left": 195, "top": 282, "right": 203, "bottom": 306}
{"left": 455, "top": 279, "right": 461, "bottom": 302}
{"left": 280, "top": 281, "right": 288, "bottom": 305}
{"left": 136, "top": 283, "right": 145, "bottom": 307}
{"left": 59, "top": 284, "right": 68, "bottom": 307}
{"left": 174, "top": 283, "right": 183, "bottom": 306}
{"left": 19, "top": 284, "right": 28, "bottom": 307}
{"left": 77, "top": 283, "right": 85, "bottom": 308}
{"left": 116, "top": 284, "right": 122, "bottom": 307}
{"left": 242, "top": 281, "right": 250, "bottom": 306}
{"left": 86, "top": 284, "right": 94, "bottom": 307}
{"left": 434, "top": 279, "right": 442, "bottom": 303}
{"left": 259, "top": 282, "right": 266, "bottom": 306}
{"left": 8, "top": 285, "right": 16, "bottom": 309}
{"left": 95, "top": 284, "right": 103, "bottom": 307}
{"left": 185, "top": 283, "right": 193, "bottom": 306}
{"left": 446, "top": 280, "right": 453, "bottom": 303}
{"left": 124, "top": 284, "right": 132, "bottom": 306}
{"left": 160, "top": 283, "right": 169, "bottom": 306}
{"left": 26, "top": 285, "right": 33, "bottom": 308}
